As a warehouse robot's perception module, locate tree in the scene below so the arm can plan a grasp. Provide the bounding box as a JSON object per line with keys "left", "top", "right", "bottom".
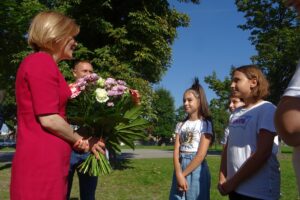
{"left": 0, "top": 0, "right": 200, "bottom": 130}
{"left": 204, "top": 71, "right": 232, "bottom": 143}
{"left": 65, "top": 0, "right": 186, "bottom": 83}
{"left": 175, "top": 105, "right": 186, "bottom": 122}
{"left": 0, "top": 0, "right": 47, "bottom": 130}
{"left": 235, "top": 0, "right": 300, "bottom": 103}
{"left": 152, "top": 87, "right": 176, "bottom": 145}
{"left": 205, "top": 0, "right": 300, "bottom": 142}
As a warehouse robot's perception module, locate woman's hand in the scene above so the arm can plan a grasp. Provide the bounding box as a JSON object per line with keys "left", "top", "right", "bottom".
{"left": 89, "top": 137, "right": 106, "bottom": 159}
{"left": 72, "top": 138, "right": 89, "bottom": 152}
{"left": 72, "top": 137, "right": 106, "bottom": 159}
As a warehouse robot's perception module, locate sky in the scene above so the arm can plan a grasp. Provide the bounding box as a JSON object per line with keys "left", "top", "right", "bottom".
{"left": 157, "top": 0, "right": 257, "bottom": 108}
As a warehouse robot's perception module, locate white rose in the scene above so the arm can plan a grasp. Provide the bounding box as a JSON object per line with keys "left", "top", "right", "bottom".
{"left": 95, "top": 88, "right": 109, "bottom": 103}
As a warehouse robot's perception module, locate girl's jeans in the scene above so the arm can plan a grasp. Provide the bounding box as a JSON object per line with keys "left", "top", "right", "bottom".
{"left": 169, "top": 152, "right": 210, "bottom": 200}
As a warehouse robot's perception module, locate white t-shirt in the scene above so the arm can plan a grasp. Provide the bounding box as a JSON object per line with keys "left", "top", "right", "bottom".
{"left": 227, "top": 101, "right": 280, "bottom": 200}
{"left": 175, "top": 119, "right": 213, "bottom": 152}
{"left": 283, "top": 61, "right": 300, "bottom": 97}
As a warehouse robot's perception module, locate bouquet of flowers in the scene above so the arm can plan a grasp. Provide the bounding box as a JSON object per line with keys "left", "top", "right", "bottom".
{"left": 68, "top": 73, "right": 148, "bottom": 176}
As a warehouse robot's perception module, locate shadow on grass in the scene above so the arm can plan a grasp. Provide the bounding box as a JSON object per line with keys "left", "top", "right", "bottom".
{"left": 0, "top": 152, "right": 14, "bottom": 171}
{"left": 117, "top": 152, "right": 138, "bottom": 159}
{"left": 207, "top": 150, "right": 222, "bottom": 155}
{"left": 0, "top": 152, "right": 14, "bottom": 162}
{"left": 112, "top": 158, "right": 134, "bottom": 171}
{"left": 280, "top": 150, "right": 292, "bottom": 154}
{"left": 0, "top": 163, "right": 12, "bottom": 170}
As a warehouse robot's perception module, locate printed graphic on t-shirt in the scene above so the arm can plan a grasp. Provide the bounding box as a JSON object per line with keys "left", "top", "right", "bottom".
{"left": 180, "top": 127, "right": 199, "bottom": 149}
{"left": 230, "top": 115, "right": 252, "bottom": 129}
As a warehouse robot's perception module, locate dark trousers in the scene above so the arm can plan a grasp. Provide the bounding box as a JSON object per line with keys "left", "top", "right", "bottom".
{"left": 229, "top": 191, "right": 263, "bottom": 200}
{"left": 67, "top": 151, "right": 98, "bottom": 200}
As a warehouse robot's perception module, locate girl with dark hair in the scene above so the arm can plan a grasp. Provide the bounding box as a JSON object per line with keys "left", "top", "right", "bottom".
{"left": 220, "top": 96, "right": 245, "bottom": 149}
{"left": 169, "top": 78, "right": 213, "bottom": 200}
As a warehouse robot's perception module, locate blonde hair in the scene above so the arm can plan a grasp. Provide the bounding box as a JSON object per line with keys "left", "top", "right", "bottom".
{"left": 233, "top": 65, "right": 269, "bottom": 100}
{"left": 28, "top": 11, "right": 79, "bottom": 52}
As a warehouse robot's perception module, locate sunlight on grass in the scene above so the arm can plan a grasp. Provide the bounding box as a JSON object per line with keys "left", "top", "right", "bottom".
{"left": 1, "top": 152, "right": 298, "bottom": 199}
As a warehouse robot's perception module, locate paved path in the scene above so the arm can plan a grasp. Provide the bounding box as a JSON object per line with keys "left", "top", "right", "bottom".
{"left": 0, "top": 149, "right": 221, "bottom": 163}
{"left": 0, "top": 150, "right": 173, "bottom": 163}
{"left": 119, "top": 149, "right": 173, "bottom": 159}
{"left": 118, "top": 149, "right": 221, "bottom": 159}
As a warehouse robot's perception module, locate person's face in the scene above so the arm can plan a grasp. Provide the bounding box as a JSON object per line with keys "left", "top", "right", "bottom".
{"left": 231, "top": 71, "right": 257, "bottom": 99}
{"left": 183, "top": 91, "right": 200, "bottom": 115}
{"left": 62, "top": 36, "right": 77, "bottom": 60}
{"left": 54, "top": 36, "right": 77, "bottom": 62}
{"left": 229, "top": 97, "right": 244, "bottom": 112}
{"left": 73, "top": 62, "right": 94, "bottom": 80}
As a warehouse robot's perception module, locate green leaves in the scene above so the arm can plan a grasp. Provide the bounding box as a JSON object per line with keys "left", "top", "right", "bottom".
{"left": 67, "top": 81, "right": 149, "bottom": 165}
{"left": 123, "top": 106, "right": 142, "bottom": 120}
{"left": 152, "top": 88, "right": 176, "bottom": 140}
{"left": 1, "top": 0, "right": 200, "bottom": 141}
{"left": 204, "top": 71, "right": 232, "bottom": 144}
{"left": 112, "top": 106, "right": 148, "bottom": 151}
{"left": 70, "top": 88, "right": 148, "bottom": 176}
{"left": 65, "top": 0, "right": 192, "bottom": 84}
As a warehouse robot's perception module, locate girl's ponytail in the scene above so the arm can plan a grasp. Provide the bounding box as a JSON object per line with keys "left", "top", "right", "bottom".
{"left": 191, "top": 77, "right": 201, "bottom": 93}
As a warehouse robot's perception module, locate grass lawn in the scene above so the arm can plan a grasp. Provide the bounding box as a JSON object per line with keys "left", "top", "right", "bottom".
{"left": 0, "top": 153, "right": 298, "bottom": 200}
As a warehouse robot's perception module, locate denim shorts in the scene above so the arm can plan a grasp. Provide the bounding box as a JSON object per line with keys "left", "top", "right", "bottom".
{"left": 169, "top": 152, "right": 211, "bottom": 200}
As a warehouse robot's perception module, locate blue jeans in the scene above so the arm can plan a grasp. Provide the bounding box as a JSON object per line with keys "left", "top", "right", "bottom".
{"left": 67, "top": 151, "right": 98, "bottom": 200}
{"left": 169, "top": 153, "right": 211, "bottom": 200}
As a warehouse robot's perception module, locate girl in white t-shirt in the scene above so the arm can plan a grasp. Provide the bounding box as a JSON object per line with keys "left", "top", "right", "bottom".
{"left": 169, "top": 78, "right": 213, "bottom": 200}
{"left": 218, "top": 65, "right": 280, "bottom": 200}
